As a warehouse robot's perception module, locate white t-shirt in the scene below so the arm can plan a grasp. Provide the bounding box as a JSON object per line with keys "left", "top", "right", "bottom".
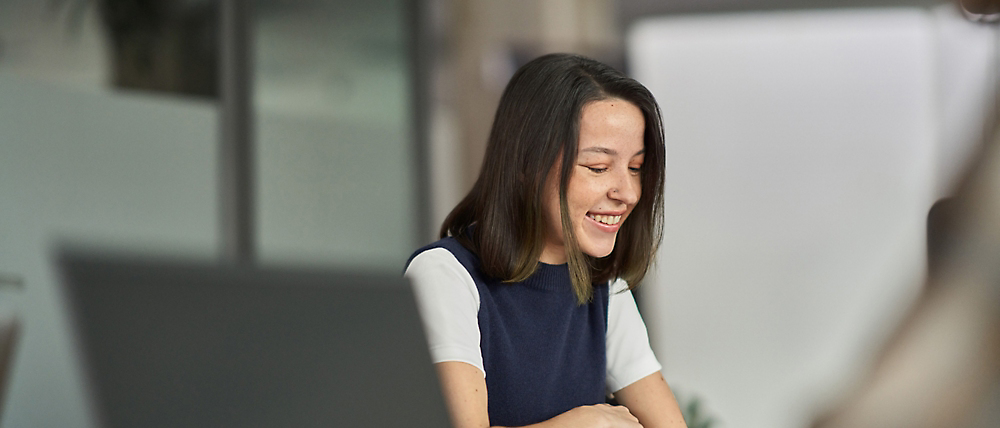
{"left": 405, "top": 247, "right": 663, "bottom": 393}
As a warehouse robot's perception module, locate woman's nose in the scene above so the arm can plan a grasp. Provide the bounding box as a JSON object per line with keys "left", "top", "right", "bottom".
{"left": 609, "top": 172, "right": 639, "bottom": 205}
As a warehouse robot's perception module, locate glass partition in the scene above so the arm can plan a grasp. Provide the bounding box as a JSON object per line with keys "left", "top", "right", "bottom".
{"left": 254, "top": 0, "right": 418, "bottom": 271}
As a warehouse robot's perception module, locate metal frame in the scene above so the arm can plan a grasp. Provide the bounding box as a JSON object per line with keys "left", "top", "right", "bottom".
{"left": 409, "top": 0, "right": 435, "bottom": 245}
{"left": 219, "top": 0, "right": 255, "bottom": 264}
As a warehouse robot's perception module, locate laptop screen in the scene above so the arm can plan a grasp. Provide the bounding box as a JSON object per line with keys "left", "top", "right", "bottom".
{"left": 58, "top": 250, "right": 451, "bottom": 428}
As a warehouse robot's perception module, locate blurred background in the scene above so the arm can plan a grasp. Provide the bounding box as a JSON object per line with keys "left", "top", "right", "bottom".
{"left": 0, "top": 1, "right": 997, "bottom": 427}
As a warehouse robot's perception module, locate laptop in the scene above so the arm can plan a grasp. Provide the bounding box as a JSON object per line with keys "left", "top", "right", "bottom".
{"left": 57, "top": 249, "right": 451, "bottom": 428}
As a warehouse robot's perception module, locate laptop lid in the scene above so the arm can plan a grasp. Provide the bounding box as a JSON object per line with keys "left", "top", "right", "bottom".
{"left": 57, "top": 249, "right": 451, "bottom": 428}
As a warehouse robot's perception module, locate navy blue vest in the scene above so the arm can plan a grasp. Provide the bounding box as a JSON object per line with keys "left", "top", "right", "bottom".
{"left": 408, "top": 237, "right": 610, "bottom": 427}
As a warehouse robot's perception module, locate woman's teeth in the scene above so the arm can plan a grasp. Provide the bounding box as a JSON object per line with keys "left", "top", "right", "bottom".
{"left": 589, "top": 214, "right": 621, "bottom": 225}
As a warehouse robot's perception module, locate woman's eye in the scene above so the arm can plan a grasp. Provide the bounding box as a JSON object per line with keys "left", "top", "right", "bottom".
{"left": 586, "top": 166, "right": 608, "bottom": 173}
{"left": 629, "top": 166, "right": 642, "bottom": 175}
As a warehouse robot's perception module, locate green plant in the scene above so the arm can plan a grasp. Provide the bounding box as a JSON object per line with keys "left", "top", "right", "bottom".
{"left": 678, "top": 393, "right": 717, "bottom": 428}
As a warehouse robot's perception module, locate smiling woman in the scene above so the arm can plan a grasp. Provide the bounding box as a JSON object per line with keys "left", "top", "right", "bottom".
{"left": 403, "top": 53, "right": 686, "bottom": 428}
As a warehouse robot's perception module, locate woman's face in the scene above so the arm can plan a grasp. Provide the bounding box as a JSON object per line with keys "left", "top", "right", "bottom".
{"left": 539, "top": 98, "right": 646, "bottom": 264}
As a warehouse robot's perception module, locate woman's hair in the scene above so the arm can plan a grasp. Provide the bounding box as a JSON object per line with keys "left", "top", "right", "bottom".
{"left": 440, "top": 53, "right": 666, "bottom": 304}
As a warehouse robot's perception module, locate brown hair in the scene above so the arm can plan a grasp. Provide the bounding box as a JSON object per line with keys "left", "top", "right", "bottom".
{"left": 441, "top": 53, "right": 666, "bottom": 304}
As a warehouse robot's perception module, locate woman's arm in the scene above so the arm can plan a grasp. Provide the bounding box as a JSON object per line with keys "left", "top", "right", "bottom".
{"left": 436, "top": 361, "right": 643, "bottom": 428}
{"left": 613, "top": 371, "right": 687, "bottom": 428}
{"left": 436, "top": 361, "right": 490, "bottom": 428}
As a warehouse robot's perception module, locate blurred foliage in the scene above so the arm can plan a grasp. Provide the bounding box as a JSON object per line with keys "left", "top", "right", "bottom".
{"left": 679, "top": 392, "right": 717, "bottom": 428}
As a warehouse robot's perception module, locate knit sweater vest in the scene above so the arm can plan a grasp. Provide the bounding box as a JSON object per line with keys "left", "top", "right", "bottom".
{"left": 408, "top": 237, "right": 609, "bottom": 427}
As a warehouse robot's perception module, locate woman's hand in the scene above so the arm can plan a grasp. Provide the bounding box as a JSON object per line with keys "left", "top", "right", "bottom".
{"left": 545, "top": 403, "right": 643, "bottom": 428}
{"left": 436, "top": 361, "right": 646, "bottom": 428}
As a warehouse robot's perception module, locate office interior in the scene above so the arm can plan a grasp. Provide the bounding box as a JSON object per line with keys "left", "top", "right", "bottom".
{"left": 1, "top": 0, "right": 998, "bottom": 427}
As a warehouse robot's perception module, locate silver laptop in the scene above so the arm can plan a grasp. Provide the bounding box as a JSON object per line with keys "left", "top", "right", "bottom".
{"left": 57, "top": 249, "right": 451, "bottom": 428}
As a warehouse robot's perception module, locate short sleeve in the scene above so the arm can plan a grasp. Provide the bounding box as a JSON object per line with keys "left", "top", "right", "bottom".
{"left": 606, "top": 278, "right": 662, "bottom": 392}
{"left": 404, "top": 248, "right": 485, "bottom": 377}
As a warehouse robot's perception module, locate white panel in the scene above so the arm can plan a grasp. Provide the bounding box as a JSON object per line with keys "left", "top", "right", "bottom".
{"left": 629, "top": 9, "right": 937, "bottom": 428}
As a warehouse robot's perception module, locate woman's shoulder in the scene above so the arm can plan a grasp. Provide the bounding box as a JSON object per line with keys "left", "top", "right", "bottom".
{"left": 406, "top": 236, "right": 479, "bottom": 272}
{"left": 402, "top": 240, "right": 486, "bottom": 374}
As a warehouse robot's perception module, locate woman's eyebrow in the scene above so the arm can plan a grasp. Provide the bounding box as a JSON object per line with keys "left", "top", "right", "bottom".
{"left": 579, "top": 147, "right": 646, "bottom": 156}
{"left": 581, "top": 146, "right": 617, "bottom": 155}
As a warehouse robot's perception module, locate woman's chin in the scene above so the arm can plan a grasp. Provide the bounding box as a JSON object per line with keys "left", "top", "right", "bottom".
{"left": 580, "top": 240, "right": 616, "bottom": 259}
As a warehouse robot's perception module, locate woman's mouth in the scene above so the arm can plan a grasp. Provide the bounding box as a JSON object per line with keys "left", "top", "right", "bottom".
{"left": 585, "top": 212, "right": 624, "bottom": 232}
{"left": 587, "top": 213, "right": 621, "bottom": 225}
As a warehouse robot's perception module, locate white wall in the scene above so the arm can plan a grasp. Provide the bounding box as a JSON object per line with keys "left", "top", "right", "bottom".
{"left": 629, "top": 7, "right": 996, "bottom": 428}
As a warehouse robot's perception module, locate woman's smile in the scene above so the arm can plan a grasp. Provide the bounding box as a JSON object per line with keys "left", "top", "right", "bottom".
{"left": 586, "top": 212, "right": 623, "bottom": 226}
